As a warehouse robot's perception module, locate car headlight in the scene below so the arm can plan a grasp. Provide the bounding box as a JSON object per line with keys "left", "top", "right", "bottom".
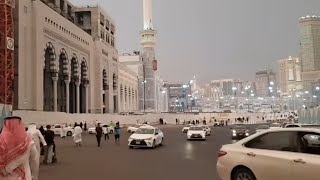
{"left": 145, "top": 137, "right": 152, "bottom": 140}
{"left": 128, "top": 138, "right": 133, "bottom": 141}
{"left": 232, "top": 130, "right": 236, "bottom": 133}
{"left": 187, "top": 132, "right": 192, "bottom": 136}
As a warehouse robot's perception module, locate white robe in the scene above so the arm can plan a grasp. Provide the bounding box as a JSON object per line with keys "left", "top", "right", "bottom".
{"left": 26, "top": 125, "right": 47, "bottom": 154}
{"left": 73, "top": 126, "right": 82, "bottom": 143}
{"left": 1, "top": 142, "right": 39, "bottom": 180}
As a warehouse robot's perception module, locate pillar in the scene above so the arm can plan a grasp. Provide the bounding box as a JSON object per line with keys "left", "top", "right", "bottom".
{"left": 104, "top": 90, "right": 108, "bottom": 113}
{"left": 52, "top": 77, "right": 58, "bottom": 112}
{"left": 65, "top": 80, "right": 70, "bottom": 113}
{"left": 76, "top": 82, "right": 80, "bottom": 113}
{"left": 85, "top": 84, "right": 89, "bottom": 113}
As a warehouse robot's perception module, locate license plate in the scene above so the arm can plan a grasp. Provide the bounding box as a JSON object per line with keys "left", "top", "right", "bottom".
{"left": 136, "top": 141, "right": 140, "bottom": 144}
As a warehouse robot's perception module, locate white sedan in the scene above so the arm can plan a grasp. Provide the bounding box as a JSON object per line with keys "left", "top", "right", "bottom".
{"left": 88, "top": 125, "right": 114, "bottom": 134}
{"left": 127, "top": 126, "right": 139, "bottom": 133}
{"left": 128, "top": 125, "right": 164, "bottom": 149}
{"left": 50, "top": 124, "right": 74, "bottom": 136}
{"left": 217, "top": 128, "right": 320, "bottom": 180}
{"left": 182, "top": 124, "right": 192, "bottom": 133}
{"left": 187, "top": 126, "right": 206, "bottom": 140}
{"left": 202, "top": 125, "right": 211, "bottom": 136}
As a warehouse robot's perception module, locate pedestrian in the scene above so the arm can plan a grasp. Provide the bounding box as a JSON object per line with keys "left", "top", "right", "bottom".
{"left": 60, "top": 123, "right": 66, "bottom": 138}
{"left": 43, "top": 125, "right": 55, "bottom": 164}
{"left": 176, "top": 118, "right": 178, "bottom": 125}
{"left": 73, "top": 125, "right": 82, "bottom": 147}
{"left": 103, "top": 125, "right": 109, "bottom": 141}
{"left": 95, "top": 123, "right": 103, "bottom": 147}
{"left": 74, "top": 122, "right": 78, "bottom": 128}
{"left": 84, "top": 121, "right": 87, "bottom": 131}
{"left": 0, "top": 116, "right": 40, "bottom": 180}
{"left": 26, "top": 123, "right": 47, "bottom": 155}
{"left": 80, "top": 122, "right": 83, "bottom": 129}
{"left": 114, "top": 123, "right": 121, "bottom": 145}
{"left": 39, "top": 126, "right": 45, "bottom": 135}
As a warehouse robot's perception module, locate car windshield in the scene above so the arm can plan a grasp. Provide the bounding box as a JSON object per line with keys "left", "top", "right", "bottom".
{"left": 257, "top": 125, "right": 269, "bottom": 129}
{"left": 233, "top": 125, "right": 247, "bottom": 129}
{"left": 189, "top": 127, "right": 204, "bottom": 131}
{"left": 135, "top": 128, "right": 154, "bottom": 134}
{"left": 270, "top": 123, "right": 281, "bottom": 127}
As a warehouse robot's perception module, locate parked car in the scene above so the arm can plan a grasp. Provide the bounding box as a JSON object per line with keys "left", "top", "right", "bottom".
{"left": 187, "top": 126, "right": 206, "bottom": 140}
{"left": 217, "top": 128, "right": 320, "bottom": 180}
{"left": 231, "top": 124, "right": 250, "bottom": 139}
{"left": 284, "top": 123, "right": 302, "bottom": 128}
{"left": 128, "top": 125, "right": 164, "bottom": 149}
{"left": 51, "top": 124, "right": 74, "bottom": 136}
{"left": 127, "top": 126, "right": 139, "bottom": 133}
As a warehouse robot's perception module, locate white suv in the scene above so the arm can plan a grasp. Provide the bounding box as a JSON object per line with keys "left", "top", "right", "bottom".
{"left": 217, "top": 128, "right": 320, "bottom": 180}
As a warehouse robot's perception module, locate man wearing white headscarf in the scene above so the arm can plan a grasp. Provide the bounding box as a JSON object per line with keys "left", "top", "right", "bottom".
{"left": 73, "top": 125, "right": 82, "bottom": 147}
{"left": 26, "top": 123, "right": 47, "bottom": 154}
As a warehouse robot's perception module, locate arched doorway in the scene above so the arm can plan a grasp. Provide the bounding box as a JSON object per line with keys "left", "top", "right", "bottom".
{"left": 57, "top": 49, "right": 69, "bottom": 112}
{"left": 43, "top": 43, "right": 56, "bottom": 111}
{"left": 69, "top": 55, "right": 79, "bottom": 113}
{"left": 112, "top": 73, "right": 118, "bottom": 112}
{"left": 102, "top": 69, "right": 108, "bottom": 113}
{"left": 80, "top": 59, "right": 89, "bottom": 113}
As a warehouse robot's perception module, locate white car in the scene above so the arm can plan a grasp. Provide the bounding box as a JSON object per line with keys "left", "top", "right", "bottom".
{"left": 127, "top": 126, "right": 139, "bottom": 133}
{"left": 269, "top": 123, "right": 282, "bottom": 129}
{"left": 187, "top": 126, "right": 206, "bottom": 140}
{"left": 202, "top": 125, "right": 211, "bottom": 136}
{"left": 51, "top": 124, "right": 74, "bottom": 136}
{"left": 182, "top": 125, "right": 192, "bottom": 133}
{"left": 217, "top": 128, "right": 320, "bottom": 180}
{"left": 255, "top": 125, "right": 270, "bottom": 133}
{"left": 128, "top": 125, "right": 164, "bottom": 148}
{"left": 284, "top": 123, "right": 302, "bottom": 128}
{"left": 88, "top": 124, "right": 114, "bottom": 134}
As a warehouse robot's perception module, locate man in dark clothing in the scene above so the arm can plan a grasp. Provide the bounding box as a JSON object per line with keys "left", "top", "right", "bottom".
{"left": 95, "top": 123, "right": 103, "bottom": 147}
{"left": 44, "top": 125, "right": 55, "bottom": 164}
{"left": 80, "top": 122, "right": 83, "bottom": 129}
{"left": 84, "top": 122, "right": 87, "bottom": 131}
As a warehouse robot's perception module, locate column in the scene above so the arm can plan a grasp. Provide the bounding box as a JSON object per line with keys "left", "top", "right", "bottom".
{"left": 65, "top": 80, "right": 70, "bottom": 113}
{"left": 52, "top": 77, "right": 58, "bottom": 112}
{"left": 85, "top": 84, "right": 89, "bottom": 113}
{"left": 104, "top": 90, "right": 108, "bottom": 113}
{"left": 76, "top": 82, "right": 80, "bottom": 113}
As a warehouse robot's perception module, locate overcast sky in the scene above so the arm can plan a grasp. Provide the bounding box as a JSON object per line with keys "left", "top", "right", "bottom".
{"left": 71, "top": 0, "right": 320, "bottom": 82}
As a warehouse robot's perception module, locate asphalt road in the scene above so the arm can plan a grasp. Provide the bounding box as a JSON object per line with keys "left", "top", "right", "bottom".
{"left": 39, "top": 124, "right": 259, "bottom": 180}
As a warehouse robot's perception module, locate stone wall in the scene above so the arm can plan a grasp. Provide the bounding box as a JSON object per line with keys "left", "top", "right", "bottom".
{"left": 13, "top": 110, "right": 264, "bottom": 127}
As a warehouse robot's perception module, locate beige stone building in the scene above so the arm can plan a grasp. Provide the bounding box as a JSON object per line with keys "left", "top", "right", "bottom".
{"left": 277, "top": 56, "right": 303, "bottom": 95}
{"left": 14, "top": 0, "right": 138, "bottom": 114}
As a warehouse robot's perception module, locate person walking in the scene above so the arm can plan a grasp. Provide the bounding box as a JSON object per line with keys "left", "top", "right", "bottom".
{"left": 0, "top": 116, "right": 40, "bottom": 180}
{"left": 84, "top": 122, "right": 87, "bottom": 131}
{"left": 73, "top": 125, "right": 83, "bottom": 147}
{"left": 43, "top": 125, "right": 55, "bottom": 164}
{"left": 26, "top": 123, "right": 47, "bottom": 154}
{"left": 103, "top": 125, "right": 109, "bottom": 142}
{"left": 95, "top": 123, "right": 103, "bottom": 147}
{"left": 114, "top": 123, "right": 121, "bottom": 145}
{"left": 79, "top": 122, "right": 83, "bottom": 129}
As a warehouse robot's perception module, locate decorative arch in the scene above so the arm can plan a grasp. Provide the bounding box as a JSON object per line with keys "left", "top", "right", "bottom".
{"left": 43, "top": 42, "right": 57, "bottom": 111}
{"left": 80, "top": 58, "right": 89, "bottom": 113}
{"left": 69, "top": 54, "right": 79, "bottom": 113}
{"left": 57, "top": 48, "right": 69, "bottom": 112}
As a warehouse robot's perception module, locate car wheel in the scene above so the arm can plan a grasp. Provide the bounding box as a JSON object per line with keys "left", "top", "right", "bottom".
{"left": 67, "top": 131, "right": 72, "bottom": 136}
{"left": 152, "top": 140, "right": 156, "bottom": 149}
{"left": 232, "top": 167, "right": 256, "bottom": 180}
{"left": 129, "top": 146, "right": 133, "bottom": 149}
{"left": 160, "top": 138, "right": 163, "bottom": 146}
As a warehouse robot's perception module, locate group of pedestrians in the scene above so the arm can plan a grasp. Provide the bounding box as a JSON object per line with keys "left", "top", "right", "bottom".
{"left": 95, "top": 122, "right": 121, "bottom": 147}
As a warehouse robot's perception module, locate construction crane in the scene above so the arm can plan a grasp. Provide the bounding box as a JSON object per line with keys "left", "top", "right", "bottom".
{"left": 0, "top": 0, "right": 14, "bottom": 108}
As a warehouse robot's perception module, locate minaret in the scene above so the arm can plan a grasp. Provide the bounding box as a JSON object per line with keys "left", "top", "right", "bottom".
{"left": 140, "top": 0, "right": 158, "bottom": 112}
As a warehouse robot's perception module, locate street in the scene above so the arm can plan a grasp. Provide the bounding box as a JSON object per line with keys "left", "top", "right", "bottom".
{"left": 39, "top": 125, "right": 255, "bottom": 180}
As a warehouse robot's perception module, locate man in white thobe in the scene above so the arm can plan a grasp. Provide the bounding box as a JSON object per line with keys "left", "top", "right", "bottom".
{"left": 73, "top": 126, "right": 82, "bottom": 147}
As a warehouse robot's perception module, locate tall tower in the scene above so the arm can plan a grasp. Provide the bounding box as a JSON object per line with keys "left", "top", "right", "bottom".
{"left": 140, "top": 0, "right": 157, "bottom": 112}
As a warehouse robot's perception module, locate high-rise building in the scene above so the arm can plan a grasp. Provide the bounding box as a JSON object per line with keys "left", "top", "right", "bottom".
{"left": 255, "top": 70, "right": 276, "bottom": 97}
{"left": 299, "top": 15, "right": 320, "bottom": 91}
{"left": 277, "top": 56, "right": 303, "bottom": 95}
{"left": 140, "top": 0, "right": 158, "bottom": 112}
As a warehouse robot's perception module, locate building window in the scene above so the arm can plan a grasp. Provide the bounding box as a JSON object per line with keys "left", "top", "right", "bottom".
{"left": 60, "top": 0, "right": 65, "bottom": 11}
{"left": 106, "top": 19, "right": 110, "bottom": 30}
{"left": 111, "top": 24, "right": 115, "bottom": 35}
{"left": 77, "top": 14, "right": 84, "bottom": 25}
{"left": 100, "top": 13, "right": 105, "bottom": 26}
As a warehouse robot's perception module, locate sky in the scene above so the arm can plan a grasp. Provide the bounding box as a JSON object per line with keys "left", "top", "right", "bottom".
{"left": 71, "top": 0, "right": 320, "bottom": 83}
